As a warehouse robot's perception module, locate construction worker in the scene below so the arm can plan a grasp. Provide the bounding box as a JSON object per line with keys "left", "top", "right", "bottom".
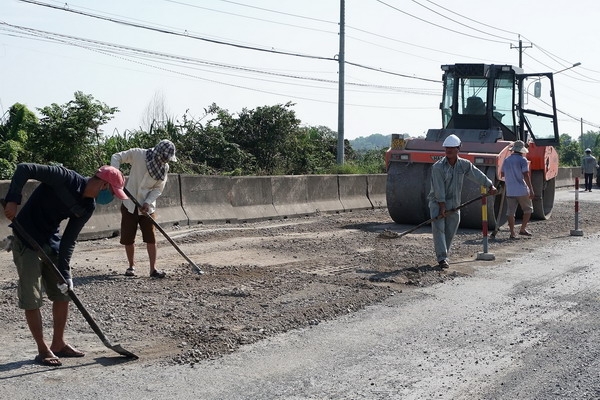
{"left": 3, "top": 163, "right": 126, "bottom": 367}
{"left": 427, "top": 134, "right": 497, "bottom": 269}
{"left": 111, "top": 139, "right": 177, "bottom": 278}
{"left": 501, "top": 140, "right": 534, "bottom": 238}
{"left": 581, "top": 148, "right": 598, "bottom": 192}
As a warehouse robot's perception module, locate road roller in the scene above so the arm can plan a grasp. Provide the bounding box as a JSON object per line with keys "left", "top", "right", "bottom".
{"left": 385, "top": 64, "right": 561, "bottom": 229}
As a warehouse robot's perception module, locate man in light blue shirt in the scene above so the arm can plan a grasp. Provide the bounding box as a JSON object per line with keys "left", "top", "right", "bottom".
{"left": 427, "top": 135, "right": 497, "bottom": 269}
{"left": 501, "top": 141, "right": 534, "bottom": 238}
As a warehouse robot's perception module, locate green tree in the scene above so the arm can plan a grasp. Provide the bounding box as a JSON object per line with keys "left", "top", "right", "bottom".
{"left": 0, "top": 103, "right": 37, "bottom": 178}
{"left": 28, "top": 91, "right": 118, "bottom": 176}
{"left": 177, "top": 110, "right": 254, "bottom": 175}
{"left": 224, "top": 102, "right": 300, "bottom": 175}
{"left": 558, "top": 133, "right": 582, "bottom": 166}
{"left": 282, "top": 125, "right": 336, "bottom": 174}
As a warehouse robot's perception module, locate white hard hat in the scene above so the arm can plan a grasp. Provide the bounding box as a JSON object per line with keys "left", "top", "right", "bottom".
{"left": 585, "top": 148, "right": 592, "bottom": 153}
{"left": 442, "top": 134, "right": 461, "bottom": 147}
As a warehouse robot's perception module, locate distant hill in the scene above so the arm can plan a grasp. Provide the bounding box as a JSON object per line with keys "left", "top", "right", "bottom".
{"left": 349, "top": 133, "right": 392, "bottom": 151}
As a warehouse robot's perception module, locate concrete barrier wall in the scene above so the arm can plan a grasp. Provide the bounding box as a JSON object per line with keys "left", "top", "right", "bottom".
{"left": 230, "top": 176, "right": 278, "bottom": 222}
{"left": 180, "top": 175, "right": 236, "bottom": 224}
{"left": 556, "top": 167, "right": 581, "bottom": 188}
{"left": 338, "top": 175, "right": 373, "bottom": 211}
{"left": 271, "top": 175, "right": 315, "bottom": 218}
{"left": 0, "top": 167, "right": 583, "bottom": 241}
{"left": 367, "top": 174, "right": 387, "bottom": 209}
{"left": 306, "top": 175, "right": 343, "bottom": 213}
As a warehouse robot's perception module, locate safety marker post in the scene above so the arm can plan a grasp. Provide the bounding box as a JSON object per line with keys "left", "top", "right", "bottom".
{"left": 477, "top": 186, "right": 495, "bottom": 261}
{"left": 570, "top": 177, "right": 584, "bottom": 236}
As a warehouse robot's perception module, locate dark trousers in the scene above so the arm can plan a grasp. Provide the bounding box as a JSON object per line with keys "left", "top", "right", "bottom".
{"left": 584, "top": 173, "right": 594, "bottom": 191}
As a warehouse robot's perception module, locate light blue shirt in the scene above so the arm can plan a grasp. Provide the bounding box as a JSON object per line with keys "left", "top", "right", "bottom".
{"left": 501, "top": 153, "right": 529, "bottom": 197}
{"left": 428, "top": 156, "right": 493, "bottom": 210}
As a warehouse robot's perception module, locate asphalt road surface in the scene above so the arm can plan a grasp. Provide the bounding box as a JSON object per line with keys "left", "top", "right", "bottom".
{"left": 1, "top": 189, "right": 600, "bottom": 399}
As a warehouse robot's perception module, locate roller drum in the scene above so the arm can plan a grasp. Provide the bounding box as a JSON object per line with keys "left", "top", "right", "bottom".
{"left": 386, "top": 163, "right": 431, "bottom": 225}
{"left": 531, "top": 171, "right": 555, "bottom": 220}
{"left": 386, "top": 163, "right": 504, "bottom": 229}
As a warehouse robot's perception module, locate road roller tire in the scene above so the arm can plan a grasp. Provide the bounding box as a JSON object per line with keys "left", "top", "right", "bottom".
{"left": 386, "top": 163, "right": 431, "bottom": 225}
{"left": 531, "top": 171, "right": 555, "bottom": 220}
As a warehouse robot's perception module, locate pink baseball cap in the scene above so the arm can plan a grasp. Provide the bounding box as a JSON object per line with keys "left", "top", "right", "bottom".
{"left": 95, "top": 166, "right": 128, "bottom": 200}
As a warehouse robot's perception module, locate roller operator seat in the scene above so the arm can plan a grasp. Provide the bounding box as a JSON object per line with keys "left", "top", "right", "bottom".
{"left": 465, "top": 96, "right": 486, "bottom": 115}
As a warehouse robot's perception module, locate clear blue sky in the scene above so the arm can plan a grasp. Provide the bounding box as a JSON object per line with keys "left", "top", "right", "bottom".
{"left": 1, "top": 0, "right": 598, "bottom": 140}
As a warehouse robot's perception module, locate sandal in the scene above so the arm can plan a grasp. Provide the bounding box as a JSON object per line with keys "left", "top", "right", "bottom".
{"left": 125, "top": 267, "right": 136, "bottom": 276}
{"left": 34, "top": 354, "right": 62, "bottom": 367}
{"left": 53, "top": 344, "right": 85, "bottom": 358}
{"left": 519, "top": 230, "right": 532, "bottom": 237}
{"left": 150, "top": 270, "right": 166, "bottom": 278}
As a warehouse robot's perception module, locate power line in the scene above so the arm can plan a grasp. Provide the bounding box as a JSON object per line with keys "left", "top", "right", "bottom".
{"left": 345, "top": 61, "right": 439, "bottom": 83}
{"left": 0, "top": 22, "right": 439, "bottom": 94}
{"left": 18, "top": 0, "right": 336, "bottom": 62}
{"left": 374, "top": 0, "right": 510, "bottom": 45}
{"left": 176, "top": 0, "right": 337, "bottom": 25}
{"left": 423, "top": 0, "right": 519, "bottom": 36}
{"left": 15, "top": 1, "right": 443, "bottom": 85}
{"left": 11, "top": 0, "right": 600, "bottom": 131}
{"left": 163, "top": 0, "right": 337, "bottom": 35}
{"left": 409, "top": 0, "right": 515, "bottom": 42}
{"left": 0, "top": 22, "right": 440, "bottom": 114}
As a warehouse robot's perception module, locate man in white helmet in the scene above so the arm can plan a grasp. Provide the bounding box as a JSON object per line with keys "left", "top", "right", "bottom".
{"left": 581, "top": 148, "right": 598, "bottom": 192}
{"left": 427, "top": 134, "right": 497, "bottom": 269}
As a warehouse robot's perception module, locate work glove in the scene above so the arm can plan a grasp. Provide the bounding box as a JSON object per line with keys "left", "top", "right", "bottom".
{"left": 57, "top": 279, "right": 73, "bottom": 294}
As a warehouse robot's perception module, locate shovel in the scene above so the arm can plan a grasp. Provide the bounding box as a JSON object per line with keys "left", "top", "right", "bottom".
{"left": 387, "top": 193, "right": 493, "bottom": 239}
{"left": 1, "top": 199, "right": 138, "bottom": 359}
{"left": 123, "top": 188, "right": 204, "bottom": 275}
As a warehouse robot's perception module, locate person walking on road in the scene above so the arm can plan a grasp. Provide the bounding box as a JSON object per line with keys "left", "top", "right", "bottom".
{"left": 427, "top": 134, "right": 497, "bottom": 269}
{"left": 501, "top": 140, "right": 535, "bottom": 238}
{"left": 111, "top": 139, "right": 177, "bottom": 279}
{"left": 581, "top": 148, "right": 598, "bottom": 192}
{"left": 2, "top": 163, "right": 126, "bottom": 367}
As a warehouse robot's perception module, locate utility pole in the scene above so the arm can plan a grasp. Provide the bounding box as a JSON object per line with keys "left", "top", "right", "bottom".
{"left": 510, "top": 35, "right": 532, "bottom": 69}
{"left": 581, "top": 117, "right": 584, "bottom": 150}
{"left": 336, "top": 0, "right": 345, "bottom": 165}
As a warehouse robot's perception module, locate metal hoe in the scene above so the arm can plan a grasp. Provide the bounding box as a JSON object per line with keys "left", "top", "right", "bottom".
{"left": 123, "top": 188, "right": 204, "bottom": 275}
{"left": 1, "top": 200, "right": 138, "bottom": 359}
{"left": 392, "top": 193, "right": 493, "bottom": 239}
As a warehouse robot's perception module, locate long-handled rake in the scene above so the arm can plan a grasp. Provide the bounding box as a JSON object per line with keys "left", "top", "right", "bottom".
{"left": 387, "top": 193, "right": 493, "bottom": 239}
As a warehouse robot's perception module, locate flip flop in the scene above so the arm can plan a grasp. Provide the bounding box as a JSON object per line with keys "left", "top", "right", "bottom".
{"left": 519, "top": 230, "right": 532, "bottom": 237}
{"left": 35, "top": 354, "right": 62, "bottom": 367}
{"left": 53, "top": 344, "right": 85, "bottom": 358}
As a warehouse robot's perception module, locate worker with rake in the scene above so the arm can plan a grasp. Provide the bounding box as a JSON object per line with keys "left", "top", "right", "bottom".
{"left": 111, "top": 139, "right": 177, "bottom": 279}
{"left": 428, "top": 135, "right": 497, "bottom": 269}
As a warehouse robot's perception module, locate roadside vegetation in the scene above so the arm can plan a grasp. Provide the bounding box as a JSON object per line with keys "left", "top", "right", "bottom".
{"left": 0, "top": 91, "right": 594, "bottom": 179}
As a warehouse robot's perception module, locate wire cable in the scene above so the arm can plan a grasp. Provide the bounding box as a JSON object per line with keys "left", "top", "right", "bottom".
{"left": 374, "top": 0, "right": 510, "bottom": 45}
{"left": 409, "top": 0, "right": 515, "bottom": 42}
